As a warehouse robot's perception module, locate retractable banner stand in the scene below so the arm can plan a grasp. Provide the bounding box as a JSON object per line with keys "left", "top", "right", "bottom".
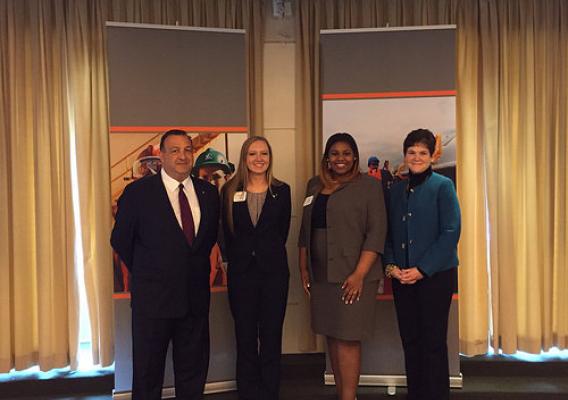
{"left": 106, "top": 22, "right": 248, "bottom": 399}
{"left": 320, "top": 26, "right": 461, "bottom": 393}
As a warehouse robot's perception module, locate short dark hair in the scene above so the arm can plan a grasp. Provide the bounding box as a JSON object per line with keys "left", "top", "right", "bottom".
{"left": 159, "top": 129, "right": 192, "bottom": 151}
{"left": 403, "top": 129, "right": 436, "bottom": 155}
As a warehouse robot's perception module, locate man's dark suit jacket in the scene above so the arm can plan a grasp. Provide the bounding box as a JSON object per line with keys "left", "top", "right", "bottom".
{"left": 222, "top": 183, "right": 291, "bottom": 277}
{"left": 111, "top": 173, "right": 220, "bottom": 318}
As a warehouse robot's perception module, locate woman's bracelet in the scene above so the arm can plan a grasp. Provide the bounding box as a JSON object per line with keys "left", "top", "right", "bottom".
{"left": 385, "top": 264, "right": 398, "bottom": 278}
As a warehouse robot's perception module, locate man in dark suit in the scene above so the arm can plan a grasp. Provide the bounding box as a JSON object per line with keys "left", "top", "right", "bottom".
{"left": 111, "top": 129, "right": 220, "bottom": 400}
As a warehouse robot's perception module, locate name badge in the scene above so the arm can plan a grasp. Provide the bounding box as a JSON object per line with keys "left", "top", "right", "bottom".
{"left": 233, "top": 191, "right": 247, "bottom": 202}
{"left": 303, "top": 195, "right": 314, "bottom": 207}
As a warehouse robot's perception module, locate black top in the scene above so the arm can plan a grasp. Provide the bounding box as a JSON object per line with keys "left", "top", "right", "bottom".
{"left": 408, "top": 166, "right": 433, "bottom": 191}
{"left": 311, "top": 193, "right": 330, "bottom": 229}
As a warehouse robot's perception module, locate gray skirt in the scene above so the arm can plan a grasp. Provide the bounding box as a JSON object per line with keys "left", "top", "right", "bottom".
{"left": 310, "top": 228, "right": 378, "bottom": 341}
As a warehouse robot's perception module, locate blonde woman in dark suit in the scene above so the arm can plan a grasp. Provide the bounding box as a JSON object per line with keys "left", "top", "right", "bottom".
{"left": 221, "top": 136, "right": 291, "bottom": 400}
{"left": 298, "top": 132, "right": 387, "bottom": 400}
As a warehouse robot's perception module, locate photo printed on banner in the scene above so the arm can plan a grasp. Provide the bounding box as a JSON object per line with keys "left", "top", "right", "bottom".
{"left": 109, "top": 130, "right": 248, "bottom": 293}
{"left": 323, "top": 95, "right": 456, "bottom": 296}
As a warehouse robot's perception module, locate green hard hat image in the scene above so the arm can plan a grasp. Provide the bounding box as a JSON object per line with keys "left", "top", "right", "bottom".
{"left": 192, "top": 148, "right": 233, "bottom": 175}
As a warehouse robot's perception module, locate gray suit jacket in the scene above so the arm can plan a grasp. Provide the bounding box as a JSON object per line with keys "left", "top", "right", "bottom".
{"left": 298, "top": 174, "right": 387, "bottom": 283}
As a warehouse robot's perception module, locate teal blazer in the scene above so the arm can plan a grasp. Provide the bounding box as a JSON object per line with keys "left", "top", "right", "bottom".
{"left": 383, "top": 172, "right": 461, "bottom": 277}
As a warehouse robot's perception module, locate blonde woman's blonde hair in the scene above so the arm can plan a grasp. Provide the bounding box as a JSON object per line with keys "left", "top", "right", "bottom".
{"left": 223, "top": 136, "right": 282, "bottom": 233}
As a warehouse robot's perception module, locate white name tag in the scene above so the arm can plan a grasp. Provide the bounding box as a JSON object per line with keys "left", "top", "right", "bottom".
{"left": 303, "top": 195, "right": 314, "bottom": 207}
{"left": 233, "top": 191, "right": 247, "bottom": 202}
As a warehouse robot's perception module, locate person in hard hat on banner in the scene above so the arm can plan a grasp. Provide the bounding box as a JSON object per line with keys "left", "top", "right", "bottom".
{"left": 193, "top": 147, "right": 235, "bottom": 288}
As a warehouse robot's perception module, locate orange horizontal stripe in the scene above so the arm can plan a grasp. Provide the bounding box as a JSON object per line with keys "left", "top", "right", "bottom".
{"left": 110, "top": 126, "right": 248, "bottom": 133}
{"left": 322, "top": 90, "right": 456, "bottom": 100}
{"left": 376, "top": 293, "right": 459, "bottom": 301}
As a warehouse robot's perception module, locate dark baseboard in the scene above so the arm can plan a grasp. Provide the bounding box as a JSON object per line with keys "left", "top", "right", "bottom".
{"left": 0, "top": 371, "right": 114, "bottom": 399}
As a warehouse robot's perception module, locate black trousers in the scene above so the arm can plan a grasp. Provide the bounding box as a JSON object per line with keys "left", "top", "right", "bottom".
{"left": 131, "top": 310, "right": 210, "bottom": 400}
{"left": 392, "top": 268, "right": 455, "bottom": 400}
{"left": 228, "top": 262, "right": 289, "bottom": 400}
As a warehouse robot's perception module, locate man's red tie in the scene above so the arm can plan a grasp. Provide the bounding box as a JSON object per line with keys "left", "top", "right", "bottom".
{"left": 178, "top": 183, "right": 195, "bottom": 245}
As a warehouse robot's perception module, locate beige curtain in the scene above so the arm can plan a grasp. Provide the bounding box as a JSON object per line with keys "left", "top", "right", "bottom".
{"left": 0, "top": 0, "right": 264, "bottom": 372}
{"left": 0, "top": 0, "right": 91, "bottom": 371}
{"left": 454, "top": 1, "right": 489, "bottom": 355}
{"left": 65, "top": 0, "right": 115, "bottom": 367}
{"left": 295, "top": 0, "right": 568, "bottom": 355}
{"left": 459, "top": 0, "right": 568, "bottom": 354}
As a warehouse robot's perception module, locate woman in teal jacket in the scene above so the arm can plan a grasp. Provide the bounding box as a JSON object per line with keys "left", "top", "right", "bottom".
{"left": 383, "top": 129, "right": 461, "bottom": 400}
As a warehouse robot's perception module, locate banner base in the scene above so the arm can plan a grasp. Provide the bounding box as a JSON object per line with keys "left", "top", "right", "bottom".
{"left": 325, "top": 372, "right": 463, "bottom": 388}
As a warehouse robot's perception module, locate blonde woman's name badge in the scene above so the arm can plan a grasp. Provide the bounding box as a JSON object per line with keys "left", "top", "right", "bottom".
{"left": 234, "top": 191, "right": 247, "bottom": 202}
{"left": 303, "top": 195, "right": 314, "bottom": 207}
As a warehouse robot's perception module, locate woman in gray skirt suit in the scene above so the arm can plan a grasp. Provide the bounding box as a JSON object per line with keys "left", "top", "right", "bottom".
{"left": 298, "top": 132, "right": 387, "bottom": 400}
